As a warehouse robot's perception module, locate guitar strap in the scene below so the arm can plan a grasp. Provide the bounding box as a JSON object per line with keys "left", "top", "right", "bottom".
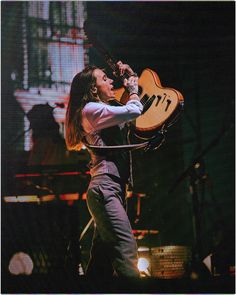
{"left": 85, "top": 132, "right": 166, "bottom": 154}
{"left": 85, "top": 141, "right": 149, "bottom": 153}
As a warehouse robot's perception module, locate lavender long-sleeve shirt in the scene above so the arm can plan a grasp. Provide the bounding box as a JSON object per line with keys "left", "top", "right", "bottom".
{"left": 81, "top": 99, "right": 143, "bottom": 179}
{"left": 82, "top": 100, "right": 143, "bottom": 134}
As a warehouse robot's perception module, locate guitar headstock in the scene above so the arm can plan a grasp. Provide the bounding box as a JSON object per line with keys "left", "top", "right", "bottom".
{"left": 84, "top": 20, "right": 130, "bottom": 81}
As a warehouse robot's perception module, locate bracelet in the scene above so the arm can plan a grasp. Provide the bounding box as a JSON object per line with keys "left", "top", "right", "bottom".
{"left": 129, "top": 92, "right": 139, "bottom": 97}
{"left": 130, "top": 72, "right": 138, "bottom": 77}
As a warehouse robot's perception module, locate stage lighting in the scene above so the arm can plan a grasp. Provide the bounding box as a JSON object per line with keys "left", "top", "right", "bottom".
{"left": 138, "top": 257, "right": 151, "bottom": 277}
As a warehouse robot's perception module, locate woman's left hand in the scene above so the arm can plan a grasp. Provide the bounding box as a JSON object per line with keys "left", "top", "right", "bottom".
{"left": 115, "top": 61, "right": 136, "bottom": 77}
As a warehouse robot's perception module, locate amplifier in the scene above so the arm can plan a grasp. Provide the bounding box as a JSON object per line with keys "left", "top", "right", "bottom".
{"left": 151, "top": 245, "right": 191, "bottom": 279}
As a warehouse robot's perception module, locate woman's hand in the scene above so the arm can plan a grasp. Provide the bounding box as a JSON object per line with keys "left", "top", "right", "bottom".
{"left": 115, "top": 61, "right": 139, "bottom": 100}
{"left": 116, "top": 61, "right": 138, "bottom": 98}
{"left": 115, "top": 61, "right": 135, "bottom": 76}
{"left": 123, "top": 75, "right": 139, "bottom": 97}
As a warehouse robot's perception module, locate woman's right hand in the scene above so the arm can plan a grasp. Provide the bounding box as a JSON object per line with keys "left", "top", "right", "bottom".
{"left": 124, "top": 75, "right": 139, "bottom": 97}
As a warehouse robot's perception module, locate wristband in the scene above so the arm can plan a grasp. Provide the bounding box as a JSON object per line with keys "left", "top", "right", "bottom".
{"left": 129, "top": 93, "right": 139, "bottom": 97}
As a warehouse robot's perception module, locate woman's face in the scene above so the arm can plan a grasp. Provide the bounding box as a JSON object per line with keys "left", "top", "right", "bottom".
{"left": 93, "top": 69, "right": 115, "bottom": 102}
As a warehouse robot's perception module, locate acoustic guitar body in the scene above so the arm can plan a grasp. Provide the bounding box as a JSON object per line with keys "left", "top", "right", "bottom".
{"left": 113, "top": 68, "right": 184, "bottom": 140}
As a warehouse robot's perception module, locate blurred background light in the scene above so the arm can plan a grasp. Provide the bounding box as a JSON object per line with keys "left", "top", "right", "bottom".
{"left": 138, "top": 257, "right": 151, "bottom": 277}
{"left": 8, "top": 252, "right": 34, "bottom": 275}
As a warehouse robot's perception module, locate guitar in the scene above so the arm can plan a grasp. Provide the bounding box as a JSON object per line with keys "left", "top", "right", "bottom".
{"left": 111, "top": 68, "right": 184, "bottom": 140}
{"left": 85, "top": 23, "right": 184, "bottom": 140}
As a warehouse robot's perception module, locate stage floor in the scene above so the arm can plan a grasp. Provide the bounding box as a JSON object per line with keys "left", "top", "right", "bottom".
{"left": 2, "top": 273, "right": 235, "bottom": 294}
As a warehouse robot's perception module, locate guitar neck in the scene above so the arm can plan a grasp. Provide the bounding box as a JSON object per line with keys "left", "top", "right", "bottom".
{"left": 104, "top": 52, "right": 130, "bottom": 81}
{"left": 91, "top": 38, "right": 130, "bottom": 81}
{"left": 85, "top": 23, "right": 131, "bottom": 81}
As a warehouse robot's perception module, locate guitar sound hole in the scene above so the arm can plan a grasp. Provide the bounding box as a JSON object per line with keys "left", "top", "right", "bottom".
{"left": 138, "top": 86, "right": 143, "bottom": 95}
{"left": 155, "top": 95, "right": 162, "bottom": 107}
{"left": 162, "top": 93, "right": 167, "bottom": 102}
{"left": 141, "top": 94, "right": 150, "bottom": 105}
{"left": 142, "top": 95, "right": 156, "bottom": 114}
{"left": 165, "top": 99, "right": 171, "bottom": 111}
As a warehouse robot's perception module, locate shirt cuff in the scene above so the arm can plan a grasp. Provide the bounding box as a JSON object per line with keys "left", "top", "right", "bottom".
{"left": 126, "top": 99, "right": 143, "bottom": 112}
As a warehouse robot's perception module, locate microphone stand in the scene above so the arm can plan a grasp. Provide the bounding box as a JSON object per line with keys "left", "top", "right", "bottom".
{"left": 168, "top": 121, "right": 234, "bottom": 269}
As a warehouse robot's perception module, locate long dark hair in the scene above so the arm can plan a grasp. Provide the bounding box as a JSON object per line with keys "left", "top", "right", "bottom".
{"left": 65, "top": 65, "right": 98, "bottom": 151}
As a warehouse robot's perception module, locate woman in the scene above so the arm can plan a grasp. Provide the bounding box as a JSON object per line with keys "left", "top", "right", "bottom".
{"left": 65, "top": 61, "right": 143, "bottom": 280}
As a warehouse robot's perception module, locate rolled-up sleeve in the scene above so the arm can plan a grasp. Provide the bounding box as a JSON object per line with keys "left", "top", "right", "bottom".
{"left": 82, "top": 100, "right": 143, "bottom": 133}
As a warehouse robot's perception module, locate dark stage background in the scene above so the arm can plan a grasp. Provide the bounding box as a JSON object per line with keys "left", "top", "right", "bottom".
{"left": 1, "top": 1, "right": 235, "bottom": 293}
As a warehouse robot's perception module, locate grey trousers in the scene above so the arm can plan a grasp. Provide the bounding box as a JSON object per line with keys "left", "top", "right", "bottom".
{"left": 86, "top": 174, "right": 139, "bottom": 279}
